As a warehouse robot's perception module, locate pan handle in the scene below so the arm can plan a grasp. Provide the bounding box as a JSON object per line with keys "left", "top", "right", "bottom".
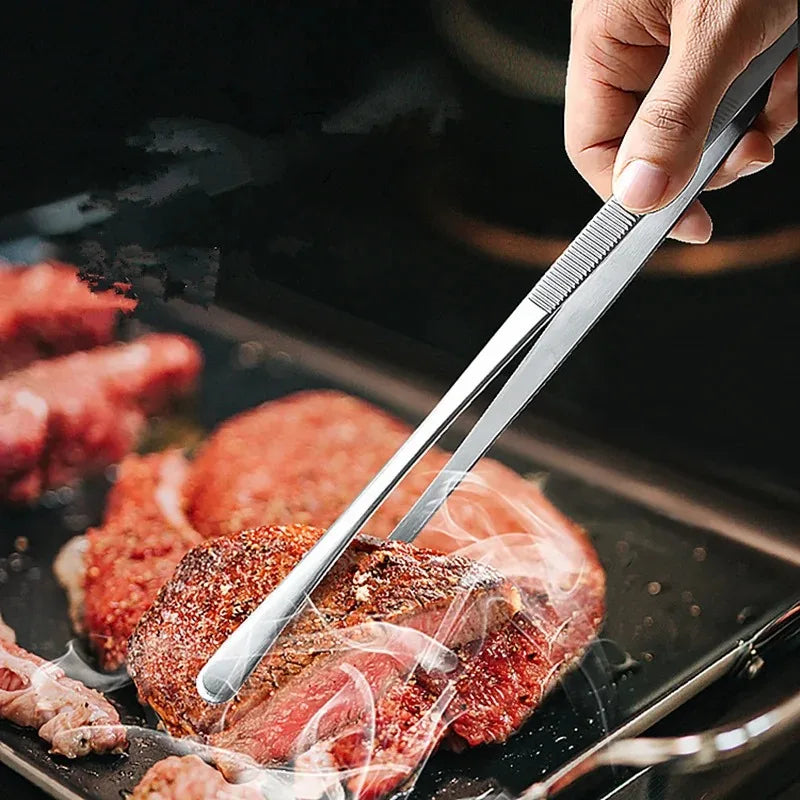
{"left": 516, "top": 600, "right": 800, "bottom": 800}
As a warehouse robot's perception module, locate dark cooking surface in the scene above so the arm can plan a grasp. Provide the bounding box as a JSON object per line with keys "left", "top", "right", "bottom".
{"left": 0, "top": 302, "right": 797, "bottom": 800}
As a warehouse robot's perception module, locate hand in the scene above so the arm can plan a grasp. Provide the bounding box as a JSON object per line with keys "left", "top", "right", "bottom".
{"left": 564, "top": 0, "right": 797, "bottom": 243}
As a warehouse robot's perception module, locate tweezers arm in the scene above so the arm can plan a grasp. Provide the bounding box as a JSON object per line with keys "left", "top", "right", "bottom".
{"left": 194, "top": 296, "right": 548, "bottom": 703}
{"left": 388, "top": 21, "right": 797, "bottom": 543}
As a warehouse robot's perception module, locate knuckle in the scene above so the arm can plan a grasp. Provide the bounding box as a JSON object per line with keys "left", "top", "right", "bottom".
{"left": 637, "top": 96, "right": 698, "bottom": 141}
{"left": 675, "top": 0, "right": 768, "bottom": 67}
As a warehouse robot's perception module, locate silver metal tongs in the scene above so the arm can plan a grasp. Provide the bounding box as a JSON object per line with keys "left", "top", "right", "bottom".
{"left": 197, "top": 22, "right": 799, "bottom": 705}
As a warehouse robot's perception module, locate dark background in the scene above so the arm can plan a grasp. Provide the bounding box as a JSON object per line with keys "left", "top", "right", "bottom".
{"left": 0, "top": 2, "right": 798, "bottom": 497}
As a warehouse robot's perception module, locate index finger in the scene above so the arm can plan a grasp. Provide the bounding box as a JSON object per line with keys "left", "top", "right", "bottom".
{"left": 564, "top": 3, "right": 667, "bottom": 198}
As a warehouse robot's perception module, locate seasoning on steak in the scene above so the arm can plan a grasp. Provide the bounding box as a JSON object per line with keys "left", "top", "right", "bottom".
{"left": 131, "top": 756, "right": 263, "bottom": 800}
{"left": 84, "top": 450, "right": 203, "bottom": 670}
{"left": 0, "top": 637, "right": 127, "bottom": 757}
{"left": 126, "top": 522, "right": 602, "bottom": 799}
{"left": 0, "top": 262, "right": 136, "bottom": 377}
{"left": 84, "top": 389, "right": 603, "bottom": 796}
{"left": 128, "top": 525, "right": 519, "bottom": 740}
{"left": 0, "top": 333, "right": 202, "bottom": 504}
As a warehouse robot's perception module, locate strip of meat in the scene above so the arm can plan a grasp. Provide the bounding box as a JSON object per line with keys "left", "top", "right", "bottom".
{"left": 128, "top": 525, "right": 520, "bottom": 746}
{"left": 131, "top": 756, "right": 263, "bottom": 800}
{"left": 84, "top": 450, "right": 202, "bottom": 670}
{"left": 0, "top": 637, "right": 127, "bottom": 757}
{"left": 0, "top": 262, "right": 136, "bottom": 377}
{"left": 0, "top": 333, "right": 202, "bottom": 504}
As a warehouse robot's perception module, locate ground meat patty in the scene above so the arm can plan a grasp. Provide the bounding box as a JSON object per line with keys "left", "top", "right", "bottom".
{"left": 0, "top": 262, "right": 136, "bottom": 377}
{"left": 0, "top": 333, "right": 201, "bottom": 504}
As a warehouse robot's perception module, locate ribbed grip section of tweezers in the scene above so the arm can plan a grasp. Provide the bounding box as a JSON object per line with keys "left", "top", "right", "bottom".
{"left": 528, "top": 199, "right": 639, "bottom": 314}
{"left": 707, "top": 91, "right": 748, "bottom": 143}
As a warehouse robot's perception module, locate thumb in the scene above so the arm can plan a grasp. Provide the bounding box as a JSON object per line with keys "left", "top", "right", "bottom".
{"left": 612, "top": 13, "right": 750, "bottom": 213}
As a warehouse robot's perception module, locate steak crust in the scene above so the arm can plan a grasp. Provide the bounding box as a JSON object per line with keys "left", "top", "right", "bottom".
{"left": 0, "top": 333, "right": 201, "bottom": 504}
{"left": 0, "top": 262, "right": 136, "bottom": 377}
{"left": 128, "top": 525, "right": 520, "bottom": 742}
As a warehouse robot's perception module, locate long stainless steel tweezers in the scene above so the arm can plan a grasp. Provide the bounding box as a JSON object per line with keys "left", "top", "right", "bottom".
{"left": 197, "top": 22, "right": 798, "bottom": 705}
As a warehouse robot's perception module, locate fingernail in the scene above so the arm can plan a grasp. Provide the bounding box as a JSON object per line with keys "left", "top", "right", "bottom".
{"left": 668, "top": 215, "right": 712, "bottom": 245}
{"left": 738, "top": 160, "right": 771, "bottom": 178}
{"left": 614, "top": 159, "right": 670, "bottom": 212}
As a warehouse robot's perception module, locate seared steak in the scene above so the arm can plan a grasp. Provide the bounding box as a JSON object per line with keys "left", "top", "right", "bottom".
{"left": 84, "top": 450, "right": 202, "bottom": 670}
{"left": 128, "top": 525, "right": 520, "bottom": 743}
{"left": 0, "top": 637, "right": 127, "bottom": 757}
{"left": 0, "top": 333, "right": 201, "bottom": 504}
{"left": 83, "top": 390, "right": 603, "bottom": 797}
{"left": 128, "top": 521, "right": 602, "bottom": 799}
{"left": 0, "top": 262, "right": 136, "bottom": 377}
{"left": 83, "top": 392, "right": 597, "bottom": 668}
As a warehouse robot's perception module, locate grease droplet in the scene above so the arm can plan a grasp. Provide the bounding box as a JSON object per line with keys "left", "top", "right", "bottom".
{"left": 692, "top": 547, "right": 707, "bottom": 562}
{"left": 647, "top": 581, "right": 661, "bottom": 596}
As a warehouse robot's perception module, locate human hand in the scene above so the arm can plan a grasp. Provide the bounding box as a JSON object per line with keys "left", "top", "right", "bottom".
{"left": 564, "top": 0, "right": 797, "bottom": 243}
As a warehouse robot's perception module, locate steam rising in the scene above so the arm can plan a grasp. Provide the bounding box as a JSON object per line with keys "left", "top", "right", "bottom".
{"left": 36, "top": 469, "right": 605, "bottom": 798}
{"left": 54, "top": 640, "right": 131, "bottom": 693}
